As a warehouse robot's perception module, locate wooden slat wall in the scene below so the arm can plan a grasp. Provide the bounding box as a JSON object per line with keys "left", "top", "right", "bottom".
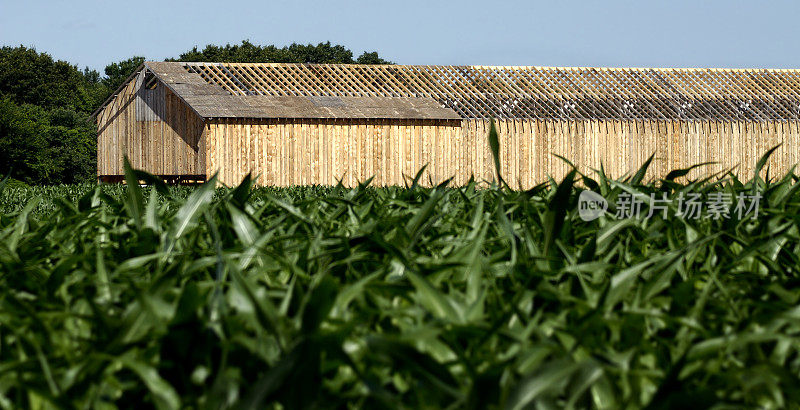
{"left": 96, "top": 73, "right": 206, "bottom": 177}
{"left": 207, "top": 119, "right": 464, "bottom": 186}
{"left": 205, "top": 118, "right": 799, "bottom": 187}
{"left": 459, "top": 119, "right": 796, "bottom": 186}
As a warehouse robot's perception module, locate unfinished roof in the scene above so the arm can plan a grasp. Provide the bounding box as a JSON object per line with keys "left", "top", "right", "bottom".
{"left": 130, "top": 62, "right": 800, "bottom": 121}
{"left": 145, "top": 61, "right": 459, "bottom": 120}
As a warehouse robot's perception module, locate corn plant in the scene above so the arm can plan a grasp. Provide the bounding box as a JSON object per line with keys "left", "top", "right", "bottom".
{"left": 1, "top": 140, "right": 800, "bottom": 408}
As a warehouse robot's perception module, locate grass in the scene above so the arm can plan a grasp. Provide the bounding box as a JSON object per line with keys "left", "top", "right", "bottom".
{"left": 1, "top": 144, "right": 800, "bottom": 408}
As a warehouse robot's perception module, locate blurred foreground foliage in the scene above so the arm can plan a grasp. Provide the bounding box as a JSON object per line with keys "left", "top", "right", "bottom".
{"left": 2, "top": 140, "right": 800, "bottom": 408}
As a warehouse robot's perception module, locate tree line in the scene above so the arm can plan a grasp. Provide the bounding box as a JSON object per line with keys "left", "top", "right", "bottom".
{"left": 0, "top": 41, "right": 391, "bottom": 185}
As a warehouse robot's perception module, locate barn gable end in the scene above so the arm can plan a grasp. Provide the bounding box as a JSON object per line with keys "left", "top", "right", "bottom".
{"left": 95, "top": 66, "right": 206, "bottom": 181}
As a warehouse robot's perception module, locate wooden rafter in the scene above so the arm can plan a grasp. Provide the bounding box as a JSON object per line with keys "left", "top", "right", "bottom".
{"left": 162, "top": 62, "right": 800, "bottom": 121}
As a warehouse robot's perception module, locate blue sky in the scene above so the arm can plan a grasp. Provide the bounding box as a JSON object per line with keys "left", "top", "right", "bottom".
{"left": 1, "top": 0, "right": 798, "bottom": 72}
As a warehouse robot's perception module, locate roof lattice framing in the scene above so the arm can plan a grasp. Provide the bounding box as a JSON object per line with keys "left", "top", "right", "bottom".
{"left": 97, "top": 62, "right": 800, "bottom": 121}
{"left": 178, "top": 63, "right": 800, "bottom": 120}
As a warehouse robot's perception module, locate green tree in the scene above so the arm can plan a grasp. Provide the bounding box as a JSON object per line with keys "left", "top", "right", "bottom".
{"left": 0, "top": 99, "right": 96, "bottom": 184}
{"left": 356, "top": 51, "right": 391, "bottom": 64}
{"left": 173, "top": 40, "right": 392, "bottom": 64}
{"left": 0, "top": 46, "right": 107, "bottom": 113}
{"left": 0, "top": 47, "right": 100, "bottom": 184}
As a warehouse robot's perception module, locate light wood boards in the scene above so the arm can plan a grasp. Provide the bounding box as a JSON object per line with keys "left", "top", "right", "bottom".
{"left": 204, "top": 118, "right": 800, "bottom": 187}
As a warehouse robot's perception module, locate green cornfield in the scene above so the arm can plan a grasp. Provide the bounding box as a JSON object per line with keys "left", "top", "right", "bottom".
{"left": 2, "top": 140, "right": 800, "bottom": 408}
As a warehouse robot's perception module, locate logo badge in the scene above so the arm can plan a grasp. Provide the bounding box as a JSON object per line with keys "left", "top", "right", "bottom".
{"left": 578, "top": 190, "right": 608, "bottom": 221}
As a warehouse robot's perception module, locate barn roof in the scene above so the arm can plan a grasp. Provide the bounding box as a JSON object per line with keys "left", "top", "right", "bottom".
{"left": 139, "top": 62, "right": 460, "bottom": 120}
{"left": 98, "top": 62, "right": 800, "bottom": 121}
{"left": 180, "top": 95, "right": 462, "bottom": 120}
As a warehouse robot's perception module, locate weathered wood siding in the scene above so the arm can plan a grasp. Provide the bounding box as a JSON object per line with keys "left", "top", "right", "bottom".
{"left": 463, "top": 119, "right": 798, "bottom": 187}
{"left": 205, "top": 118, "right": 800, "bottom": 187}
{"left": 96, "top": 72, "right": 206, "bottom": 176}
{"left": 205, "top": 119, "right": 463, "bottom": 186}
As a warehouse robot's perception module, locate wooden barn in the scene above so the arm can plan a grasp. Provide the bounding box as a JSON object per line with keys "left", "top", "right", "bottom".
{"left": 93, "top": 62, "right": 800, "bottom": 187}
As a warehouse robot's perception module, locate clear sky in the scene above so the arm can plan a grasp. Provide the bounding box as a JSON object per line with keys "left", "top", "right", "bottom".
{"left": 1, "top": 0, "right": 798, "bottom": 72}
